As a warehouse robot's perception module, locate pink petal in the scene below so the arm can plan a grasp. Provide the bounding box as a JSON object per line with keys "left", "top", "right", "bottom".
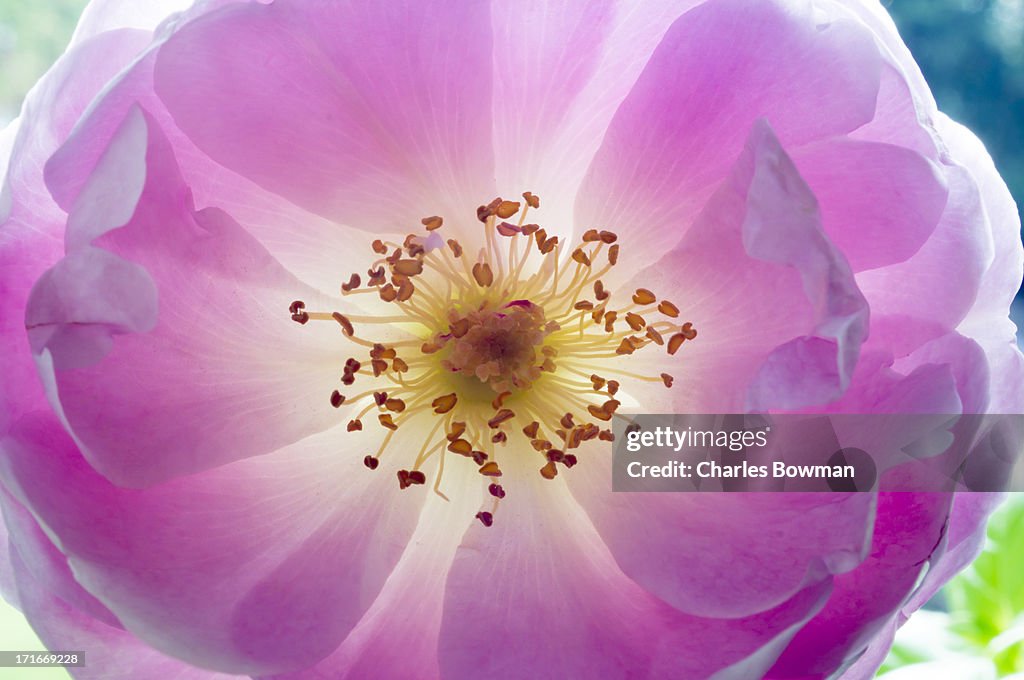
{"left": 437, "top": 456, "right": 834, "bottom": 679}
{"left": 900, "top": 492, "right": 1004, "bottom": 615}
{"left": 893, "top": 332, "right": 990, "bottom": 415}
{"left": 68, "top": 0, "right": 193, "bottom": 47}
{"left": 565, "top": 446, "right": 872, "bottom": 619}
{"left": 0, "top": 411, "right": 420, "bottom": 675}
{"left": 575, "top": 0, "right": 882, "bottom": 263}
{"left": 939, "top": 117, "right": 1022, "bottom": 325}
{"left": 31, "top": 108, "right": 349, "bottom": 486}
{"left": 490, "top": 1, "right": 702, "bottom": 231}
{"left": 768, "top": 491, "right": 953, "bottom": 677}
{"left": 790, "top": 139, "right": 947, "bottom": 272}
{"left": 41, "top": 47, "right": 380, "bottom": 295}
{"left": 9, "top": 547, "right": 231, "bottom": 680}
{"left": 154, "top": 1, "right": 496, "bottom": 232}
{"left": 942, "top": 113, "right": 1024, "bottom": 413}
{"left": 856, "top": 164, "right": 992, "bottom": 339}
{"left": 624, "top": 120, "right": 867, "bottom": 412}
{"left": 0, "top": 489, "right": 120, "bottom": 631}
{"left": 270, "top": 463, "right": 481, "bottom": 680}
{"left": 769, "top": 333, "right": 991, "bottom": 675}
{"left": 1, "top": 28, "right": 154, "bottom": 432}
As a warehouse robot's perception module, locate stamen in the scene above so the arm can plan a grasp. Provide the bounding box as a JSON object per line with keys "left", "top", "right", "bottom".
{"left": 288, "top": 190, "right": 696, "bottom": 527}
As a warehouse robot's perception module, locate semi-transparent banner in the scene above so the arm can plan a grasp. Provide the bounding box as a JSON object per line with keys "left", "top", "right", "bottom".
{"left": 611, "top": 414, "right": 1024, "bottom": 492}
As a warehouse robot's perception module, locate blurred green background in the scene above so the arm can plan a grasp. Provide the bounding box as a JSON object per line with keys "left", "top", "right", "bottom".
{"left": 1, "top": 1, "right": 1023, "bottom": 679}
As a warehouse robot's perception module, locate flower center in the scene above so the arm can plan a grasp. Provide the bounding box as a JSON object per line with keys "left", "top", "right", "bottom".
{"left": 439, "top": 299, "right": 557, "bottom": 395}
{"left": 289, "top": 192, "right": 697, "bottom": 526}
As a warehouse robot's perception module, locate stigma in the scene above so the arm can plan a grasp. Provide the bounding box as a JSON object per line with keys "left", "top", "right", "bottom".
{"left": 289, "top": 192, "right": 696, "bottom": 526}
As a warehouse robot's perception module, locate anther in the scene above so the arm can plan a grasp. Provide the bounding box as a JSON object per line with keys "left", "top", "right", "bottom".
{"left": 572, "top": 249, "right": 591, "bottom": 266}
{"left": 658, "top": 300, "right": 680, "bottom": 317}
{"left": 407, "top": 470, "right": 426, "bottom": 485}
{"left": 607, "top": 381, "right": 620, "bottom": 395}
{"left": 385, "top": 398, "right": 406, "bottom": 412}
{"left": 625, "top": 312, "right": 646, "bottom": 331}
{"left": 487, "top": 409, "right": 515, "bottom": 429}
{"left": 471, "top": 451, "right": 488, "bottom": 465}
{"left": 289, "top": 300, "right": 309, "bottom": 325}
{"left": 363, "top": 455, "right": 379, "bottom": 470}
{"left": 379, "top": 413, "right": 398, "bottom": 430}
{"left": 599, "top": 230, "right": 617, "bottom": 244}
{"left": 608, "top": 245, "right": 620, "bottom": 265}
{"left": 488, "top": 483, "right": 506, "bottom": 498}
{"left": 522, "top": 191, "right": 540, "bottom": 209}
{"left": 330, "top": 390, "right": 345, "bottom": 408}
{"left": 661, "top": 373, "right": 674, "bottom": 388}
{"left": 374, "top": 391, "right": 388, "bottom": 406}
{"left": 491, "top": 431, "right": 507, "bottom": 443}
{"left": 496, "top": 221, "right": 520, "bottom": 237}
{"left": 447, "top": 239, "right": 463, "bottom": 257}
{"left": 372, "top": 240, "right": 387, "bottom": 255}
{"left": 476, "top": 511, "right": 494, "bottom": 527}
{"left": 393, "top": 259, "right": 424, "bottom": 276}
{"left": 603, "top": 311, "right": 618, "bottom": 333}
{"left": 447, "top": 422, "right": 467, "bottom": 441}
{"left": 450, "top": 317, "right": 470, "bottom": 338}
{"left": 347, "top": 419, "right": 362, "bottom": 432}
{"left": 472, "top": 262, "right": 494, "bottom": 287}
{"left": 341, "top": 273, "right": 361, "bottom": 292}
{"left": 432, "top": 393, "right": 458, "bottom": 414}
{"left": 332, "top": 312, "right": 354, "bottom": 336}
{"left": 646, "top": 327, "right": 664, "bottom": 345}
{"left": 495, "top": 201, "right": 521, "bottom": 219}
{"left": 421, "top": 215, "right": 444, "bottom": 231}
{"left": 540, "top": 461, "right": 558, "bottom": 479}
{"left": 379, "top": 284, "right": 398, "bottom": 302}
{"left": 582, "top": 229, "right": 600, "bottom": 242}
{"left": 479, "top": 462, "right": 502, "bottom": 477}
{"left": 667, "top": 333, "right": 686, "bottom": 355}
{"left": 523, "top": 421, "right": 540, "bottom": 438}
{"left": 448, "top": 439, "right": 472, "bottom": 456}
{"left": 632, "top": 288, "right": 656, "bottom": 305}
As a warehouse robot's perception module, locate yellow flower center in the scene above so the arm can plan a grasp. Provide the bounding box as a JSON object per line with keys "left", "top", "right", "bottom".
{"left": 289, "top": 192, "right": 697, "bottom": 526}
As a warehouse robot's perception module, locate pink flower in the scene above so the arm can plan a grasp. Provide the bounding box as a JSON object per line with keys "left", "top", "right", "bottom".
{"left": 1, "top": 1, "right": 1021, "bottom": 678}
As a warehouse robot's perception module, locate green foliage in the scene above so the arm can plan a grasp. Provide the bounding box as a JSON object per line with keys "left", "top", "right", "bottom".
{"left": 946, "top": 496, "right": 1024, "bottom": 675}
{"left": 0, "top": 0, "right": 89, "bottom": 121}
{"left": 881, "top": 495, "right": 1024, "bottom": 677}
